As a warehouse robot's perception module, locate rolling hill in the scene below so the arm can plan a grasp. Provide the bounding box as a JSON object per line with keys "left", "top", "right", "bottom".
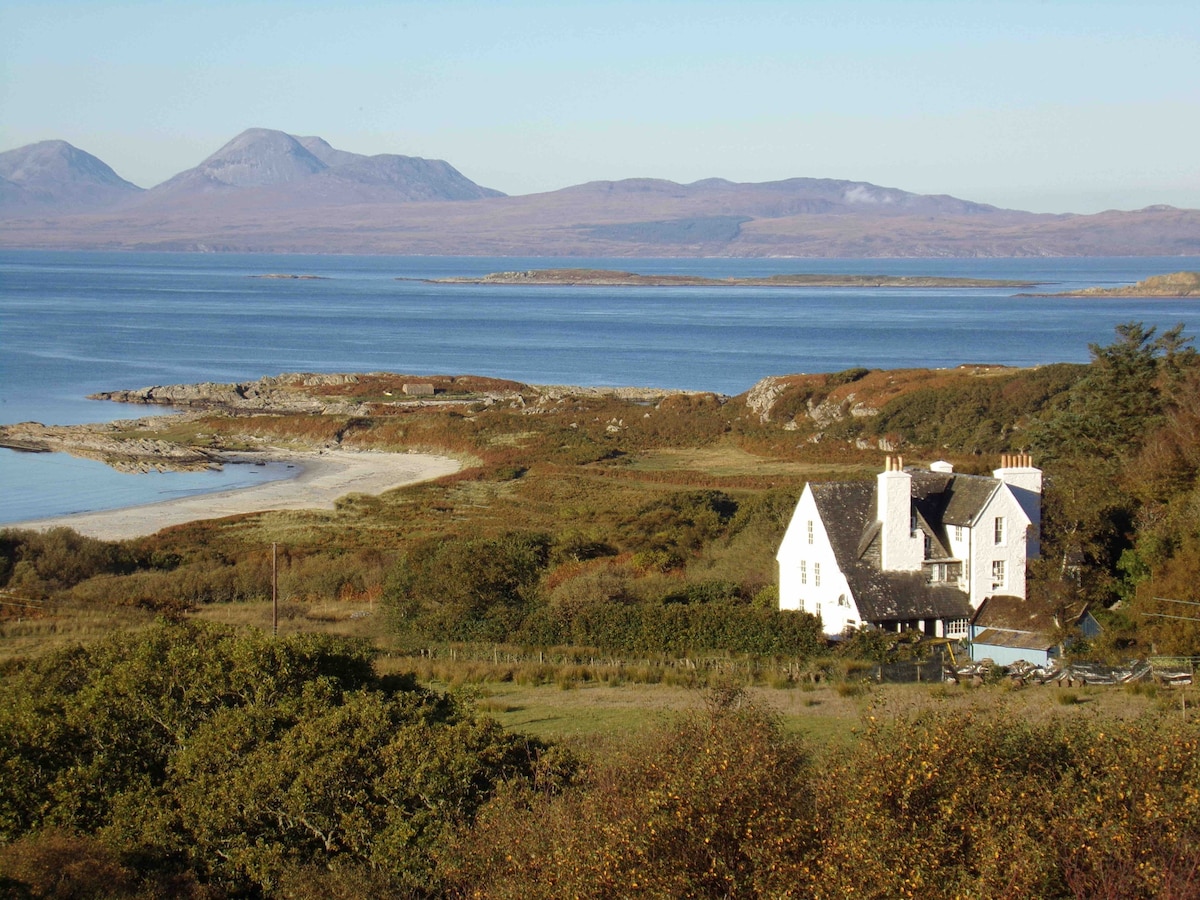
{"left": 1, "top": 129, "right": 1197, "bottom": 257}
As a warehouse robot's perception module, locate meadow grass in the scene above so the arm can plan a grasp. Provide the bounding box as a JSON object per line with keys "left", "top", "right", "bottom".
{"left": 0, "top": 603, "right": 157, "bottom": 664}
{"left": 5, "top": 595, "right": 1185, "bottom": 752}
{"left": 622, "top": 445, "right": 868, "bottom": 479}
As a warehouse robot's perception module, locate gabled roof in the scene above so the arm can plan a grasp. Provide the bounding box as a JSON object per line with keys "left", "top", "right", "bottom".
{"left": 810, "top": 480, "right": 972, "bottom": 624}
{"left": 810, "top": 481, "right": 875, "bottom": 571}
{"left": 910, "top": 470, "right": 1001, "bottom": 528}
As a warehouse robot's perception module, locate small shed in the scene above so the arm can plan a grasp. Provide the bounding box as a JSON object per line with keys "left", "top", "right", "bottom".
{"left": 970, "top": 595, "right": 1100, "bottom": 666}
{"left": 402, "top": 383, "right": 436, "bottom": 397}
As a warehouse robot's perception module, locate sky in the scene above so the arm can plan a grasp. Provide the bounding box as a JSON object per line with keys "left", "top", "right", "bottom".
{"left": 2, "top": 0, "right": 1197, "bottom": 214}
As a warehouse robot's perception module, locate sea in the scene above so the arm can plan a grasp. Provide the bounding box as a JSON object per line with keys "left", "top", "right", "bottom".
{"left": 3, "top": 250, "right": 1199, "bottom": 525}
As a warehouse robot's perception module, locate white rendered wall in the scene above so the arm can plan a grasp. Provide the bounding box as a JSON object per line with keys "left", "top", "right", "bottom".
{"left": 968, "top": 487, "right": 1032, "bottom": 606}
{"left": 994, "top": 464, "right": 1043, "bottom": 559}
{"left": 877, "top": 468, "right": 923, "bottom": 571}
{"left": 776, "top": 487, "right": 862, "bottom": 635}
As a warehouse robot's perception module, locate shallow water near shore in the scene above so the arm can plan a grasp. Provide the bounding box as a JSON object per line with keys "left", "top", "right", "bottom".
{"left": 0, "top": 450, "right": 295, "bottom": 525}
{"left": 2, "top": 249, "right": 1199, "bottom": 525}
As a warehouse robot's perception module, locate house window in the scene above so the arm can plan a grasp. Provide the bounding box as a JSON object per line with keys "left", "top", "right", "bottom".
{"left": 954, "top": 525, "right": 963, "bottom": 542}
{"left": 994, "top": 516, "right": 1005, "bottom": 545}
{"left": 945, "top": 617, "right": 968, "bottom": 638}
{"left": 807, "top": 520, "right": 814, "bottom": 544}
{"left": 799, "top": 560, "right": 807, "bottom": 585}
{"left": 991, "top": 559, "right": 1006, "bottom": 589}
{"left": 814, "top": 563, "right": 821, "bottom": 587}
{"left": 927, "top": 562, "right": 946, "bottom": 583}
{"left": 838, "top": 593, "right": 847, "bottom": 607}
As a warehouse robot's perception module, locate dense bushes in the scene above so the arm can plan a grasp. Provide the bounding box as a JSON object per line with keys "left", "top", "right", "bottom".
{"left": 0, "top": 621, "right": 555, "bottom": 897}
{"left": 0, "top": 527, "right": 134, "bottom": 598}
{"left": 444, "top": 689, "right": 817, "bottom": 899}
{"left": 444, "top": 699, "right": 1200, "bottom": 900}
{"left": 385, "top": 532, "right": 552, "bottom": 642}
{"left": 804, "top": 707, "right": 1200, "bottom": 899}
{"left": 4, "top": 624, "right": 1198, "bottom": 899}
{"left": 381, "top": 507, "right": 819, "bottom": 657}
{"left": 519, "top": 600, "right": 823, "bottom": 657}
{"left": 865, "top": 363, "right": 1083, "bottom": 453}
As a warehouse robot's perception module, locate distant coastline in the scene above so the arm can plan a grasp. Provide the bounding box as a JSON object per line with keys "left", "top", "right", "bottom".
{"left": 423, "top": 268, "right": 1041, "bottom": 288}
{"left": 1024, "top": 270, "right": 1200, "bottom": 298}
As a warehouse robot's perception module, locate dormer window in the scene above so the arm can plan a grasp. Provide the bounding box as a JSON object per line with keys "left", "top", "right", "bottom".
{"left": 994, "top": 517, "right": 1005, "bottom": 545}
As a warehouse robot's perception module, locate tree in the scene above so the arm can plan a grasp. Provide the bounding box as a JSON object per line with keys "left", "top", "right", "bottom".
{"left": 1027, "top": 323, "right": 1197, "bottom": 607}
{"left": 1031, "top": 322, "right": 1194, "bottom": 466}
{"left": 384, "top": 532, "right": 550, "bottom": 641}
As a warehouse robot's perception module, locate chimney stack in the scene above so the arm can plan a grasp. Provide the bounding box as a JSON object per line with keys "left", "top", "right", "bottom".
{"left": 877, "top": 456, "right": 921, "bottom": 571}
{"left": 994, "top": 453, "right": 1043, "bottom": 558}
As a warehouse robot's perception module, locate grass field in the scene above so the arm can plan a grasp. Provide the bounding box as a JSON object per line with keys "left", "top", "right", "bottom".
{"left": 4, "top": 597, "right": 1192, "bottom": 766}
{"left": 185, "top": 600, "right": 1187, "bottom": 751}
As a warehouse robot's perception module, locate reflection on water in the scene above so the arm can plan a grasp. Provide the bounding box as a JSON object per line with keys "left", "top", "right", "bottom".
{"left": 0, "top": 450, "right": 295, "bottom": 525}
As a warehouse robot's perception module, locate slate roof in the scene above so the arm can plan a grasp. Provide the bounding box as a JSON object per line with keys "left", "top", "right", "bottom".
{"left": 971, "top": 628, "right": 1055, "bottom": 653}
{"left": 971, "top": 594, "right": 1089, "bottom": 632}
{"left": 810, "top": 480, "right": 973, "bottom": 624}
{"left": 906, "top": 470, "right": 1002, "bottom": 560}
{"left": 844, "top": 569, "right": 973, "bottom": 622}
{"left": 810, "top": 482, "right": 876, "bottom": 572}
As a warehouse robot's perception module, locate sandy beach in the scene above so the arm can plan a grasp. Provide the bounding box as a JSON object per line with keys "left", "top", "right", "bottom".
{"left": 8, "top": 449, "right": 462, "bottom": 541}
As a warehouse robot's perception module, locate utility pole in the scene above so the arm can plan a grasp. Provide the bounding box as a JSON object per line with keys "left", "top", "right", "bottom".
{"left": 272, "top": 542, "right": 278, "bottom": 637}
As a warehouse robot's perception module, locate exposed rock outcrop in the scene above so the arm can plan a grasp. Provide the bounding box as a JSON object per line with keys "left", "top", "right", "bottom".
{"left": 0, "top": 420, "right": 219, "bottom": 473}
{"left": 90, "top": 373, "right": 711, "bottom": 417}
{"left": 745, "top": 376, "right": 789, "bottom": 423}
{"left": 90, "top": 374, "right": 376, "bottom": 416}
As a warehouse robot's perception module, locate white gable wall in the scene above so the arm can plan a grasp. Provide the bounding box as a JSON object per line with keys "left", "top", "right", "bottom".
{"left": 993, "top": 458, "right": 1043, "bottom": 559}
{"left": 777, "top": 486, "right": 861, "bottom": 635}
{"left": 967, "top": 486, "right": 1032, "bottom": 607}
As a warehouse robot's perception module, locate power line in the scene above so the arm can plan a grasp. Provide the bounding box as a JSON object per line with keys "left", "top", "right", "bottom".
{"left": 1156, "top": 596, "right": 1200, "bottom": 608}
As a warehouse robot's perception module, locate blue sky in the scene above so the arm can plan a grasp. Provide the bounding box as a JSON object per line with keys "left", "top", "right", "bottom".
{"left": 2, "top": 0, "right": 1197, "bottom": 213}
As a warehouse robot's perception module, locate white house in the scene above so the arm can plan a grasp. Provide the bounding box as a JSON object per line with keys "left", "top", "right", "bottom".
{"left": 777, "top": 455, "right": 1042, "bottom": 638}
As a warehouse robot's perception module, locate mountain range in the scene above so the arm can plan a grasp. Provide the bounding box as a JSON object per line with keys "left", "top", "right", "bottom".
{"left": 1, "top": 128, "right": 1197, "bottom": 257}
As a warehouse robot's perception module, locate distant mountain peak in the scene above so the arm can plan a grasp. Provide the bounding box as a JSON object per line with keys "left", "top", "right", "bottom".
{"left": 0, "top": 139, "right": 142, "bottom": 211}
{"left": 141, "top": 129, "right": 503, "bottom": 202}
{"left": 152, "top": 128, "right": 326, "bottom": 192}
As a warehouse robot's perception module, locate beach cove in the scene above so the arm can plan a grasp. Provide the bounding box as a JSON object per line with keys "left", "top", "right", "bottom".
{"left": 8, "top": 449, "right": 461, "bottom": 541}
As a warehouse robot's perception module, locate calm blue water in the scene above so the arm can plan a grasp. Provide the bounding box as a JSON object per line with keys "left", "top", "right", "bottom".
{"left": 3, "top": 250, "right": 1199, "bottom": 525}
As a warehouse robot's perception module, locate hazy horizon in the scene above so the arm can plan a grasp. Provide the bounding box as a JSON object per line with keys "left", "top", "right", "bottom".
{"left": 3, "top": 0, "right": 1198, "bottom": 215}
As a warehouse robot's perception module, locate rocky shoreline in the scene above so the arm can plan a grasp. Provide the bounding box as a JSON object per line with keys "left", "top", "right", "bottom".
{"left": 87, "top": 373, "right": 704, "bottom": 416}
{"left": 2, "top": 374, "right": 709, "bottom": 473}
{"left": 0, "top": 419, "right": 221, "bottom": 473}
{"left": 1022, "top": 270, "right": 1200, "bottom": 298}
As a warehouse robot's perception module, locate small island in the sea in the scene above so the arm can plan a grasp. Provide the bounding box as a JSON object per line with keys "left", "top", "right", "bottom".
{"left": 422, "top": 268, "right": 1040, "bottom": 288}
{"left": 1032, "top": 270, "right": 1200, "bottom": 298}
{"left": 249, "top": 273, "right": 330, "bottom": 280}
